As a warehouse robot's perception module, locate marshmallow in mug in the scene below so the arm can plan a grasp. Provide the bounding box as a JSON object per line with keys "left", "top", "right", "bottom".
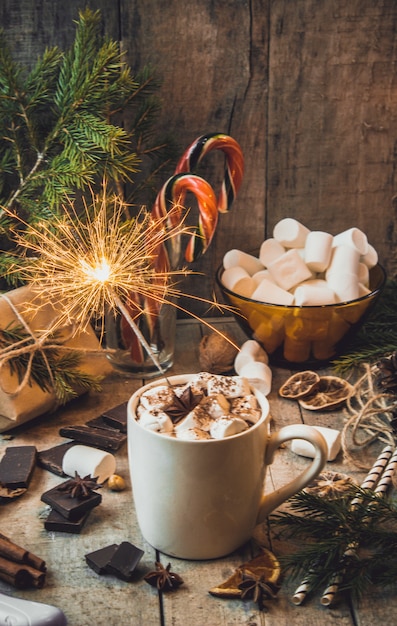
{"left": 136, "top": 373, "right": 263, "bottom": 440}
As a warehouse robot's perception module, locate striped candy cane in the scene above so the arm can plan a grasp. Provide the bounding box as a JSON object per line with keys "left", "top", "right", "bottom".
{"left": 151, "top": 172, "right": 218, "bottom": 264}
{"left": 175, "top": 133, "right": 244, "bottom": 213}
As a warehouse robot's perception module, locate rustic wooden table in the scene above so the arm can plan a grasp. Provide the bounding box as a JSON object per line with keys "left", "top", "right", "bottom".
{"left": 0, "top": 318, "right": 395, "bottom": 626}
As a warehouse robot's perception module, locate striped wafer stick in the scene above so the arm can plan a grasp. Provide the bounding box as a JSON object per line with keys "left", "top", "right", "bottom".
{"left": 320, "top": 445, "right": 394, "bottom": 607}
{"left": 175, "top": 133, "right": 244, "bottom": 213}
{"left": 374, "top": 447, "right": 397, "bottom": 495}
{"left": 151, "top": 172, "right": 218, "bottom": 264}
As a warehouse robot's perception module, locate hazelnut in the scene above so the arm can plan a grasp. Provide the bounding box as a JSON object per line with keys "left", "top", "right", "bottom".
{"left": 107, "top": 474, "right": 126, "bottom": 491}
{"left": 199, "top": 331, "right": 238, "bottom": 374}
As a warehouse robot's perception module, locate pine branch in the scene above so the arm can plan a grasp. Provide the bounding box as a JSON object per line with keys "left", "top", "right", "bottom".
{"left": 333, "top": 279, "right": 397, "bottom": 374}
{"left": 0, "top": 322, "right": 102, "bottom": 403}
{"left": 270, "top": 487, "right": 397, "bottom": 598}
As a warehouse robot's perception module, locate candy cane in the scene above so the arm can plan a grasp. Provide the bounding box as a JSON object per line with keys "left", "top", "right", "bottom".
{"left": 175, "top": 133, "right": 244, "bottom": 213}
{"left": 152, "top": 172, "right": 218, "bottom": 264}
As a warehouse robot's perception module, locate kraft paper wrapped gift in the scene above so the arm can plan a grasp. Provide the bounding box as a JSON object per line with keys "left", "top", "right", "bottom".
{"left": 0, "top": 285, "right": 113, "bottom": 432}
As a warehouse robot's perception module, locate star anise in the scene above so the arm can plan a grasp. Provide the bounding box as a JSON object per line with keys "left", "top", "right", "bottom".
{"left": 57, "top": 472, "right": 102, "bottom": 499}
{"left": 238, "top": 571, "right": 279, "bottom": 611}
{"left": 144, "top": 561, "right": 184, "bottom": 591}
{"left": 164, "top": 387, "right": 203, "bottom": 423}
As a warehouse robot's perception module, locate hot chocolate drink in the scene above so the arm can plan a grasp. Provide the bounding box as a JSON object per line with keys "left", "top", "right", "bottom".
{"left": 135, "top": 372, "right": 261, "bottom": 440}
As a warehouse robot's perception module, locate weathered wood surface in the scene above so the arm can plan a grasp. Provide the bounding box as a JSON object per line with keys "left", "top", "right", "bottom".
{"left": 0, "top": 318, "right": 395, "bottom": 626}
{"left": 2, "top": 0, "right": 397, "bottom": 313}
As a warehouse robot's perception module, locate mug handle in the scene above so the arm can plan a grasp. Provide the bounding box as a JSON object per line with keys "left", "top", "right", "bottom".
{"left": 256, "top": 424, "right": 327, "bottom": 523}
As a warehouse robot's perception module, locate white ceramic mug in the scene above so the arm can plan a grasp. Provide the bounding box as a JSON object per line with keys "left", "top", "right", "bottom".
{"left": 127, "top": 374, "right": 327, "bottom": 560}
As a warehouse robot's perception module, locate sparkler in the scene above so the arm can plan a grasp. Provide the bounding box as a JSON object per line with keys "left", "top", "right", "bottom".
{"left": 6, "top": 187, "right": 238, "bottom": 375}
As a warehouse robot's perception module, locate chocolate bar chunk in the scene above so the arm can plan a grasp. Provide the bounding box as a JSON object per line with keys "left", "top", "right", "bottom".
{"left": 85, "top": 544, "right": 119, "bottom": 574}
{"left": 44, "top": 508, "right": 91, "bottom": 533}
{"left": 59, "top": 425, "right": 126, "bottom": 451}
{"left": 101, "top": 402, "right": 128, "bottom": 433}
{"left": 106, "top": 542, "right": 144, "bottom": 581}
{"left": 41, "top": 481, "right": 102, "bottom": 521}
{"left": 37, "top": 442, "right": 76, "bottom": 476}
{"left": 0, "top": 446, "right": 37, "bottom": 489}
{"left": 85, "top": 415, "right": 115, "bottom": 431}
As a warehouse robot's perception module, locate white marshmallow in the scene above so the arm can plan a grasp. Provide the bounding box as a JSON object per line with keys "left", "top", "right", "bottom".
{"left": 358, "top": 262, "right": 370, "bottom": 287}
{"left": 294, "top": 284, "right": 336, "bottom": 306}
{"left": 174, "top": 405, "right": 213, "bottom": 434}
{"left": 268, "top": 249, "right": 313, "bottom": 291}
{"left": 291, "top": 425, "right": 341, "bottom": 461}
{"left": 361, "top": 243, "right": 378, "bottom": 268}
{"left": 201, "top": 394, "right": 230, "bottom": 418}
{"left": 251, "top": 278, "right": 294, "bottom": 305}
{"left": 140, "top": 385, "right": 176, "bottom": 410}
{"left": 332, "top": 227, "right": 368, "bottom": 256}
{"left": 223, "top": 249, "right": 264, "bottom": 275}
{"left": 207, "top": 375, "right": 251, "bottom": 398}
{"left": 235, "top": 340, "right": 269, "bottom": 369}
{"left": 273, "top": 218, "right": 310, "bottom": 248}
{"left": 238, "top": 361, "right": 272, "bottom": 396}
{"left": 221, "top": 266, "right": 255, "bottom": 297}
{"left": 138, "top": 409, "right": 174, "bottom": 433}
{"left": 62, "top": 445, "right": 116, "bottom": 484}
{"left": 175, "top": 428, "right": 211, "bottom": 441}
{"left": 230, "top": 395, "right": 261, "bottom": 424}
{"left": 326, "top": 244, "right": 360, "bottom": 277}
{"left": 252, "top": 269, "right": 275, "bottom": 286}
{"left": 327, "top": 272, "right": 360, "bottom": 302}
{"left": 210, "top": 417, "right": 248, "bottom": 439}
{"left": 259, "top": 238, "right": 285, "bottom": 267}
{"left": 304, "top": 230, "right": 333, "bottom": 272}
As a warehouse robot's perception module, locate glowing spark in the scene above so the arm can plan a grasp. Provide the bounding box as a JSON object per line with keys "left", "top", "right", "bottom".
{"left": 5, "top": 185, "right": 241, "bottom": 373}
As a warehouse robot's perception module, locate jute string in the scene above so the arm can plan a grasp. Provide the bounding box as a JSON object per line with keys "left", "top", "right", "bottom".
{"left": 341, "top": 363, "right": 397, "bottom": 469}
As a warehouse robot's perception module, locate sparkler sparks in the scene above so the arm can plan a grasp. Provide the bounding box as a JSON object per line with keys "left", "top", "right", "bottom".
{"left": 9, "top": 190, "right": 191, "bottom": 328}
{"left": 5, "top": 187, "right": 239, "bottom": 375}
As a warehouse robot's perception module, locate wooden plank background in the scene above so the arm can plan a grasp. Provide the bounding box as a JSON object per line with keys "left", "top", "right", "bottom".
{"left": 2, "top": 0, "right": 397, "bottom": 314}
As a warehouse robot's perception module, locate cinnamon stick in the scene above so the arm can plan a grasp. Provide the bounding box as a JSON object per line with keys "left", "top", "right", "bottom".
{"left": 0, "top": 556, "right": 35, "bottom": 589}
{"left": 0, "top": 534, "right": 46, "bottom": 571}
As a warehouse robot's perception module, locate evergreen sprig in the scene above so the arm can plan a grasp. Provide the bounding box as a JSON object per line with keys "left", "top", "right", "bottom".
{"left": 333, "top": 279, "right": 397, "bottom": 374}
{"left": 270, "top": 487, "right": 397, "bottom": 599}
{"left": 0, "top": 322, "right": 102, "bottom": 404}
{"left": 0, "top": 8, "right": 177, "bottom": 287}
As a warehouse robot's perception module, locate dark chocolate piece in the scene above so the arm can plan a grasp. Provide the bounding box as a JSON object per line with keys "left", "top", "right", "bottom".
{"left": 0, "top": 446, "right": 37, "bottom": 489}
{"left": 106, "top": 541, "right": 144, "bottom": 581}
{"left": 41, "top": 480, "right": 102, "bottom": 521}
{"left": 101, "top": 402, "right": 128, "bottom": 433}
{"left": 59, "top": 425, "right": 126, "bottom": 451}
{"left": 85, "top": 415, "right": 115, "bottom": 431}
{"left": 85, "top": 544, "right": 119, "bottom": 574}
{"left": 37, "top": 442, "right": 76, "bottom": 476}
{"left": 44, "top": 508, "right": 91, "bottom": 533}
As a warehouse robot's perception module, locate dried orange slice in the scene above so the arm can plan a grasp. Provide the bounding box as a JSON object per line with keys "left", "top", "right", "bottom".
{"left": 278, "top": 370, "right": 321, "bottom": 399}
{"left": 304, "top": 471, "right": 356, "bottom": 499}
{"left": 298, "top": 375, "right": 353, "bottom": 411}
{"left": 208, "top": 549, "right": 281, "bottom": 598}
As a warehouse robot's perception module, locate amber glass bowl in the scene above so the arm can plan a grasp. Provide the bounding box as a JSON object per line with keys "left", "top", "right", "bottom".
{"left": 216, "top": 263, "right": 386, "bottom": 368}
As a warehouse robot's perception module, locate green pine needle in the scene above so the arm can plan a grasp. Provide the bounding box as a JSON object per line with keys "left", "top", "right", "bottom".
{"left": 333, "top": 279, "right": 397, "bottom": 374}
{"left": 0, "top": 322, "right": 102, "bottom": 404}
{"left": 271, "top": 487, "right": 397, "bottom": 598}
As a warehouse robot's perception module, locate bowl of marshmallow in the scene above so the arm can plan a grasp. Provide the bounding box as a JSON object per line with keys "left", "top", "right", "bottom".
{"left": 216, "top": 218, "right": 386, "bottom": 367}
